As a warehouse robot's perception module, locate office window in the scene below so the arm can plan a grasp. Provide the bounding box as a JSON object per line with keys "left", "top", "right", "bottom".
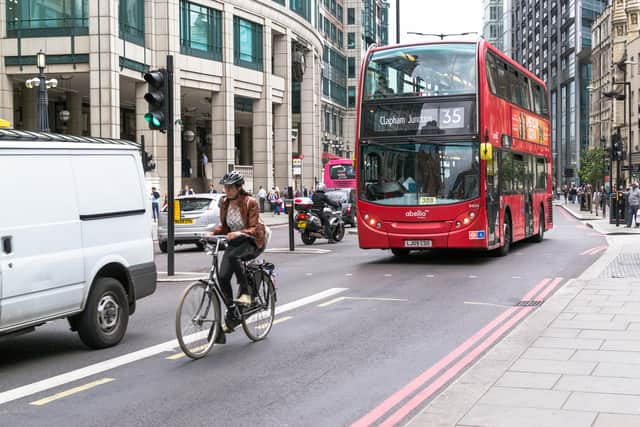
{"left": 348, "top": 32, "right": 356, "bottom": 48}
{"left": 337, "top": 30, "right": 343, "bottom": 48}
{"left": 6, "top": 0, "right": 89, "bottom": 37}
{"left": 180, "top": 1, "right": 222, "bottom": 60}
{"left": 119, "top": 0, "right": 144, "bottom": 45}
{"left": 337, "top": 5, "right": 343, "bottom": 22}
{"left": 332, "top": 113, "right": 337, "bottom": 134}
{"left": 348, "top": 86, "right": 356, "bottom": 107}
{"left": 348, "top": 56, "right": 356, "bottom": 78}
{"left": 234, "top": 17, "right": 263, "bottom": 71}
{"left": 347, "top": 7, "right": 355, "bottom": 24}
{"left": 325, "top": 110, "right": 331, "bottom": 133}
{"left": 290, "top": 0, "right": 311, "bottom": 21}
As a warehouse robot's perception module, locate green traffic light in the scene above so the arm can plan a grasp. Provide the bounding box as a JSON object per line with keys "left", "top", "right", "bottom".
{"left": 144, "top": 113, "right": 163, "bottom": 128}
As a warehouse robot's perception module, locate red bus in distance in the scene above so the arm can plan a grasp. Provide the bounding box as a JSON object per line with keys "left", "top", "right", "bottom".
{"left": 324, "top": 158, "right": 356, "bottom": 189}
{"left": 355, "top": 39, "right": 553, "bottom": 256}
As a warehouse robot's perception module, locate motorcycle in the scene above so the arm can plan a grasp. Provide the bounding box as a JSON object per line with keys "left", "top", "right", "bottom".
{"left": 293, "top": 197, "right": 345, "bottom": 245}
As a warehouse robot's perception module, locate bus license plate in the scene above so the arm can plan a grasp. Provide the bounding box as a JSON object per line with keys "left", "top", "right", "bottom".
{"left": 297, "top": 221, "right": 307, "bottom": 229}
{"left": 175, "top": 219, "right": 194, "bottom": 225}
{"left": 404, "top": 240, "right": 432, "bottom": 248}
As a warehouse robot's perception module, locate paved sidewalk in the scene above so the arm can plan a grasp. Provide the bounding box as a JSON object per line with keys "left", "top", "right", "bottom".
{"left": 410, "top": 235, "right": 640, "bottom": 426}
{"left": 556, "top": 201, "right": 640, "bottom": 235}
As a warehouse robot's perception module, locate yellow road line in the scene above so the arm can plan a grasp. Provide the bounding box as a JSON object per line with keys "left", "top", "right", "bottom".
{"left": 166, "top": 343, "right": 210, "bottom": 360}
{"left": 30, "top": 378, "right": 115, "bottom": 406}
{"left": 317, "top": 296, "right": 346, "bottom": 307}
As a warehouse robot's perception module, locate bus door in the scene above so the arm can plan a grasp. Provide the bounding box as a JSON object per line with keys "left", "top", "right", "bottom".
{"left": 524, "top": 156, "right": 534, "bottom": 237}
{"left": 485, "top": 152, "right": 500, "bottom": 246}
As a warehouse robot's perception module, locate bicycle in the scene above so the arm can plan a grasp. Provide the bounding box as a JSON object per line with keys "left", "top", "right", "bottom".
{"left": 175, "top": 235, "right": 277, "bottom": 359}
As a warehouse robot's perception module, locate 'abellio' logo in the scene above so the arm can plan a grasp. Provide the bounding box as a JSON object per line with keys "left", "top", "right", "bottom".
{"left": 405, "top": 210, "right": 428, "bottom": 217}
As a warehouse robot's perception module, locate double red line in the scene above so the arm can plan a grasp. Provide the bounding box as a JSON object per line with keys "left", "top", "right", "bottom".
{"left": 351, "top": 277, "right": 564, "bottom": 427}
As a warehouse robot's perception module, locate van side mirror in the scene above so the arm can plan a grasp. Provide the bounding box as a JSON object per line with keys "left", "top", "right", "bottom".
{"left": 480, "top": 143, "right": 493, "bottom": 161}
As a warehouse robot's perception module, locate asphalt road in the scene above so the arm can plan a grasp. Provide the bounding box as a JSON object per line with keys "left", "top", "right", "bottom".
{"left": 0, "top": 206, "right": 606, "bottom": 426}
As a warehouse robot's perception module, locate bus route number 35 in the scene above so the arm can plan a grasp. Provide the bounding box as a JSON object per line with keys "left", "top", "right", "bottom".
{"left": 439, "top": 108, "right": 464, "bottom": 129}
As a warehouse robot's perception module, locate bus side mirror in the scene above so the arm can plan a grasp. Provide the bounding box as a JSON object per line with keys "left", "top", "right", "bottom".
{"left": 480, "top": 143, "right": 493, "bottom": 161}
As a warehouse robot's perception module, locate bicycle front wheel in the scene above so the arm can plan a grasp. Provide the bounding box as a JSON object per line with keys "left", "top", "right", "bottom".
{"left": 175, "top": 281, "right": 221, "bottom": 359}
{"left": 242, "top": 271, "right": 276, "bottom": 341}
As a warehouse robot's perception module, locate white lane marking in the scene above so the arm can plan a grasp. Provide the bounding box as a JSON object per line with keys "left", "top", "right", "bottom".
{"left": 425, "top": 274, "right": 435, "bottom": 278}
{"left": 384, "top": 274, "right": 393, "bottom": 277}
{"left": 512, "top": 276, "right": 521, "bottom": 279}
{"left": 305, "top": 273, "right": 313, "bottom": 276}
{"left": 0, "top": 287, "right": 349, "bottom": 406}
{"left": 464, "top": 301, "right": 513, "bottom": 308}
{"left": 468, "top": 275, "right": 478, "bottom": 279}
{"left": 345, "top": 273, "right": 353, "bottom": 277}
{"left": 318, "top": 296, "right": 408, "bottom": 308}
{"left": 29, "top": 378, "right": 115, "bottom": 406}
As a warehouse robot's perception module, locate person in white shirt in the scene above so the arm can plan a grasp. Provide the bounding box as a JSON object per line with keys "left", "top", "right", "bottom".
{"left": 257, "top": 186, "right": 267, "bottom": 212}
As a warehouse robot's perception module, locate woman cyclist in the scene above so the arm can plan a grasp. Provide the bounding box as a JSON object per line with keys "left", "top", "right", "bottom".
{"left": 213, "top": 170, "right": 266, "bottom": 339}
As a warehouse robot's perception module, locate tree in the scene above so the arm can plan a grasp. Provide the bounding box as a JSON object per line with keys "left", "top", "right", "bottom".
{"left": 578, "top": 147, "right": 606, "bottom": 187}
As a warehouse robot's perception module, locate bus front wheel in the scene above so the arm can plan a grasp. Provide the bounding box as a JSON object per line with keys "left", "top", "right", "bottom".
{"left": 495, "top": 215, "right": 511, "bottom": 257}
{"left": 531, "top": 210, "right": 545, "bottom": 243}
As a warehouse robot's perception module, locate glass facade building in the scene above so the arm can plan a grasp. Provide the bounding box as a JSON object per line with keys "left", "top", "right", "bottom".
{"left": 510, "top": 0, "right": 607, "bottom": 188}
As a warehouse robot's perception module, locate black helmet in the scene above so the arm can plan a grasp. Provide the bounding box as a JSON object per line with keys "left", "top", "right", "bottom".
{"left": 219, "top": 170, "right": 245, "bottom": 186}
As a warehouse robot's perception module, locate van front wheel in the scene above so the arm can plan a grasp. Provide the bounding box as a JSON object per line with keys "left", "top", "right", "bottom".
{"left": 77, "top": 277, "right": 129, "bottom": 349}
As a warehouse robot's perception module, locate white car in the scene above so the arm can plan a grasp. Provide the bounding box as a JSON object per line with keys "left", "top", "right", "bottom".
{"left": 0, "top": 130, "right": 157, "bottom": 349}
{"left": 157, "top": 194, "right": 222, "bottom": 252}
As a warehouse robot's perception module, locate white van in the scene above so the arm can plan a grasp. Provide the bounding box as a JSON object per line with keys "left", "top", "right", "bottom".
{"left": 0, "top": 130, "right": 156, "bottom": 349}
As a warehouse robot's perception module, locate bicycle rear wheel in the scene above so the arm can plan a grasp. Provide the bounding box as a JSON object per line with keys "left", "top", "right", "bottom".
{"left": 175, "top": 281, "right": 221, "bottom": 359}
{"left": 241, "top": 271, "right": 276, "bottom": 341}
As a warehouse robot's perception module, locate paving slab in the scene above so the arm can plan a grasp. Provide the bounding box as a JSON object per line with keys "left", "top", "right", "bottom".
{"left": 457, "top": 405, "right": 597, "bottom": 427}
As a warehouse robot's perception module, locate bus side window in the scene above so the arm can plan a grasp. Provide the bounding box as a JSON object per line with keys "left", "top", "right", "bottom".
{"left": 535, "top": 157, "right": 547, "bottom": 190}
{"left": 501, "top": 152, "right": 514, "bottom": 193}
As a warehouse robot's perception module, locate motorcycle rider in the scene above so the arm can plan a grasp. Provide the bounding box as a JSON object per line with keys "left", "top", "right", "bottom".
{"left": 312, "top": 183, "right": 341, "bottom": 243}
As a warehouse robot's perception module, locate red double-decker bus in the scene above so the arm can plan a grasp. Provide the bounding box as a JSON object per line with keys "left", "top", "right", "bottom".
{"left": 355, "top": 39, "right": 553, "bottom": 256}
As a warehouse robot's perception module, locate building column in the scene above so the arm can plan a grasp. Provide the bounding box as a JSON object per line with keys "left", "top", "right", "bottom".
{"left": 22, "top": 86, "right": 37, "bottom": 130}
{"left": 273, "top": 30, "right": 293, "bottom": 189}
{"left": 68, "top": 92, "right": 83, "bottom": 136}
{"left": 253, "top": 20, "right": 274, "bottom": 193}
{"left": 212, "top": 3, "right": 236, "bottom": 182}
{"left": 300, "top": 48, "right": 319, "bottom": 190}
{"left": 89, "top": 0, "right": 120, "bottom": 137}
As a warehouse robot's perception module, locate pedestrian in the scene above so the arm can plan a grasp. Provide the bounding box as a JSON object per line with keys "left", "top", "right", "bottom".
{"left": 562, "top": 184, "right": 568, "bottom": 204}
{"left": 627, "top": 182, "right": 640, "bottom": 227}
{"left": 303, "top": 186, "right": 308, "bottom": 197}
{"left": 180, "top": 185, "right": 189, "bottom": 196}
{"left": 150, "top": 187, "right": 161, "bottom": 222}
{"left": 189, "top": 187, "right": 195, "bottom": 195}
{"left": 257, "top": 185, "right": 267, "bottom": 213}
{"left": 268, "top": 187, "right": 280, "bottom": 215}
{"left": 209, "top": 184, "right": 218, "bottom": 194}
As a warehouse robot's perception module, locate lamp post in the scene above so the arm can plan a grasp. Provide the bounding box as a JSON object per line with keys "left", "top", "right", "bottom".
{"left": 24, "top": 50, "right": 57, "bottom": 132}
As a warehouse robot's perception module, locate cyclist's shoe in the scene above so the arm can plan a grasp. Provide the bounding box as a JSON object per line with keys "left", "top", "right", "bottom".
{"left": 214, "top": 328, "right": 226, "bottom": 344}
{"left": 223, "top": 307, "right": 241, "bottom": 332}
{"left": 235, "top": 294, "right": 253, "bottom": 306}
{"left": 222, "top": 324, "right": 234, "bottom": 334}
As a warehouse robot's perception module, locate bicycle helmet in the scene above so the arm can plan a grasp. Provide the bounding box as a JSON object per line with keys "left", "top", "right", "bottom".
{"left": 316, "top": 183, "right": 326, "bottom": 192}
{"left": 219, "top": 170, "right": 245, "bottom": 186}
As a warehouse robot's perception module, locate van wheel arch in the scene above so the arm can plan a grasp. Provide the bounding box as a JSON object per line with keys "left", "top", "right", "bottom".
{"left": 93, "top": 263, "right": 136, "bottom": 315}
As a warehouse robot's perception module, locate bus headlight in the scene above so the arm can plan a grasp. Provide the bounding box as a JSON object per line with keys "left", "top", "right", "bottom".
{"left": 463, "top": 217, "right": 471, "bottom": 225}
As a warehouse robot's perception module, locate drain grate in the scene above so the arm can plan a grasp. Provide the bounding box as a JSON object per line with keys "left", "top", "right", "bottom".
{"left": 517, "top": 300, "right": 543, "bottom": 307}
{"left": 599, "top": 253, "right": 640, "bottom": 279}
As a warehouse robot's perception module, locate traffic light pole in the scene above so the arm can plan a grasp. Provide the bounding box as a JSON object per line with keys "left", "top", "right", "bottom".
{"left": 167, "top": 55, "right": 175, "bottom": 276}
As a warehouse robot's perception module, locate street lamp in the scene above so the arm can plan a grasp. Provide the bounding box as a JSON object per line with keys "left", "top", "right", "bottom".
{"left": 24, "top": 50, "right": 58, "bottom": 132}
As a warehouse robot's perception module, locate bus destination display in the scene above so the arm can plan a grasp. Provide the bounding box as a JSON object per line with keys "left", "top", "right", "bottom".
{"left": 362, "top": 100, "right": 476, "bottom": 137}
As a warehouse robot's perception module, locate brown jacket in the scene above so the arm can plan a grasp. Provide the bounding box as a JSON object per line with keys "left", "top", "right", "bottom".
{"left": 214, "top": 192, "right": 265, "bottom": 249}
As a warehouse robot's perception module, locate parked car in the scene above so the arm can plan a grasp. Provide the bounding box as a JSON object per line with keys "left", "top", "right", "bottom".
{"left": 0, "top": 130, "right": 157, "bottom": 349}
{"left": 158, "top": 194, "right": 222, "bottom": 252}
{"left": 326, "top": 188, "right": 357, "bottom": 227}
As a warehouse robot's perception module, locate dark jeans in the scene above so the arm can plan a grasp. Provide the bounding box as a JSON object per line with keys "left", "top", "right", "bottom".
{"left": 218, "top": 239, "right": 259, "bottom": 302}
{"left": 628, "top": 205, "right": 639, "bottom": 226}
{"left": 315, "top": 210, "right": 332, "bottom": 239}
{"left": 152, "top": 203, "right": 159, "bottom": 221}
{"left": 259, "top": 197, "right": 265, "bottom": 213}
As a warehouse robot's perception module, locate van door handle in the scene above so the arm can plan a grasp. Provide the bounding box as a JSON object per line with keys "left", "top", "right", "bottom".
{"left": 2, "top": 236, "right": 12, "bottom": 254}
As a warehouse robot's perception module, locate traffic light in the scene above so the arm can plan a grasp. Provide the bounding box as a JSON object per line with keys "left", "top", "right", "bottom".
{"left": 142, "top": 150, "right": 156, "bottom": 172}
{"left": 612, "top": 132, "right": 623, "bottom": 161}
{"left": 143, "top": 69, "right": 168, "bottom": 131}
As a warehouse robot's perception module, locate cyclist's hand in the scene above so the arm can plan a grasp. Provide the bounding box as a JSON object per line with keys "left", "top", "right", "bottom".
{"left": 227, "top": 231, "right": 240, "bottom": 240}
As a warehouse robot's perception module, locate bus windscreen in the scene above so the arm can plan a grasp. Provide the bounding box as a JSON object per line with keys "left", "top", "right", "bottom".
{"left": 364, "top": 43, "right": 477, "bottom": 99}
{"left": 359, "top": 141, "right": 479, "bottom": 206}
